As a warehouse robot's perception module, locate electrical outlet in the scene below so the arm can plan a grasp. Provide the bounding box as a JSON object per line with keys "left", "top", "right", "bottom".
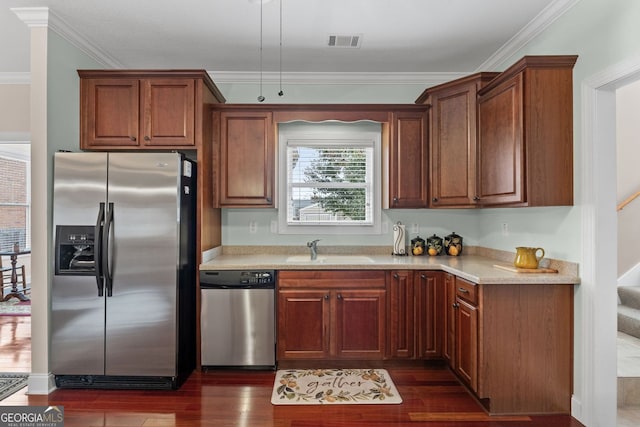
{"left": 502, "top": 222, "right": 509, "bottom": 237}
{"left": 249, "top": 221, "right": 257, "bottom": 233}
{"left": 270, "top": 220, "right": 278, "bottom": 233}
{"left": 411, "top": 223, "right": 419, "bottom": 234}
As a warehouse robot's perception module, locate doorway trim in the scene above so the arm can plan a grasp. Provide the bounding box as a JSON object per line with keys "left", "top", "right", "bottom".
{"left": 580, "top": 55, "right": 640, "bottom": 427}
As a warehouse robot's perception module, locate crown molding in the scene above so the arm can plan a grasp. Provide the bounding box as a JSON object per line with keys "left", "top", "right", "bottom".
{"left": 0, "top": 72, "right": 31, "bottom": 84}
{"left": 208, "top": 70, "right": 468, "bottom": 86}
{"left": 11, "top": 7, "right": 123, "bottom": 69}
{"left": 475, "top": 0, "right": 583, "bottom": 71}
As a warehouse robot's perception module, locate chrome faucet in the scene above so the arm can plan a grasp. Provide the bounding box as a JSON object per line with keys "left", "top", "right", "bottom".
{"left": 307, "top": 239, "right": 320, "bottom": 260}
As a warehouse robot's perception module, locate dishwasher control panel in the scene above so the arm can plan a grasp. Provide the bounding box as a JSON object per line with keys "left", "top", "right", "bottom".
{"left": 200, "top": 270, "right": 276, "bottom": 287}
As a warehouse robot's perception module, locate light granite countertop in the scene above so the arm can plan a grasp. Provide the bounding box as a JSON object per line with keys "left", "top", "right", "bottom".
{"left": 200, "top": 246, "right": 580, "bottom": 285}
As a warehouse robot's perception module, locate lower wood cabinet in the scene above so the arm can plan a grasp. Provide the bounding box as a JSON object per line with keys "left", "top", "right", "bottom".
{"left": 415, "top": 271, "right": 445, "bottom": 359}
{"left": 277, "top": 270, "right": 386, "bottom": 360}
{"left": 388, "top": 270, "right": 415, "bottom": 358}
{"left": 453, "top": 277, "right": 479, "bottom": 392}
{"left": 444, "top": 274, "right": 573, "bottom": 415}
{"left": 388, "top": 270, "right": 444, "bottom": 359}
{"left": 275, "top": 268, "right": 573, "bottom": 415}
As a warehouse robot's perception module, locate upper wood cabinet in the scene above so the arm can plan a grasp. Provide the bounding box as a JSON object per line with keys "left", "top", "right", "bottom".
{"left": 388, "top": 110, "right": 429, "bottom": 208}
{"left": 417, "top": 55, "right": 577, "bottom": 208}
{"left": 214, "top": 110, "right": 274, "bottom": 207}
{"left": 418, "top": 73, "right": 499, "bottom": 208}
{"left": 476, "top": 55, "right": 577, "bottom": 207}
{"left": 79, "top": 70, "right": 225, "bottom": 150}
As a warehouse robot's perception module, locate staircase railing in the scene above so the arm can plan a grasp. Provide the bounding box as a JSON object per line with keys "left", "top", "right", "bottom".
{"left": 618, "top": 190, "right": 640, "bottom": 211}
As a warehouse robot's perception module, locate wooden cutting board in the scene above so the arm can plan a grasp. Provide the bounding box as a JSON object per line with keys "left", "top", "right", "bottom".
{"left": 493, "top": 264, "right": 559, "bottom": 274}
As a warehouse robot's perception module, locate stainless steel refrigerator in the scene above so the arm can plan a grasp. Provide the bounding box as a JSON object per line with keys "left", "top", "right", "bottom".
{"left": 51, "top": 152, "right": 196, "bottom": 390}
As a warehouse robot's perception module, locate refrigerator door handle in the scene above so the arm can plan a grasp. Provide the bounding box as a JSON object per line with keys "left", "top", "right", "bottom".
{"left": 103, "top": 202, "right": 114, "bottom": 297}
{"left": 95, "top": 202, "right": 105, "bottom": 297}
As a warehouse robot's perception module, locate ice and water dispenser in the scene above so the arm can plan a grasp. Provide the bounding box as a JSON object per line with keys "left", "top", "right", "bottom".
{"left": 55, "top": 225, "right": 96, "bottom": 275}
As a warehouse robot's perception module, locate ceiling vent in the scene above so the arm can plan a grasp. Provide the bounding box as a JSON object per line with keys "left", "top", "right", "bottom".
{"left": 327, "top": 34, "right": 362, "bottom": 48}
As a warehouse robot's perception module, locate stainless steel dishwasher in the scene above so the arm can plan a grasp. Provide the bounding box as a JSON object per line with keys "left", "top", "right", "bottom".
{"left": 200, "top": 270, "right": 276, "bottom": 369}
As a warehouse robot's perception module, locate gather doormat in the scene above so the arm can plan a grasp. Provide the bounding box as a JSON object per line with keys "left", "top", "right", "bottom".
{"left": 0, "top": 299, "right": 30, "bottom": 316}
{"left": 271, "top": 368, "right": 402, "bottom": 405}
{"left": 0, "top": 373, "right": 28, "bottom": 401}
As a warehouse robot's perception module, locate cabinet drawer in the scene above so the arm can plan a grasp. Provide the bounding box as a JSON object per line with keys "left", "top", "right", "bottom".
{"left": 455, "top": 277, "right": 477, "bottom": 305}
{"left": 278, "top": 270, "right": 386, "bottom": 289}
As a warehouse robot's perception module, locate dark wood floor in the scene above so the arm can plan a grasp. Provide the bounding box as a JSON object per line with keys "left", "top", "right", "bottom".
{"left": 1, "top": 315, "right": 585, "bottom": 427}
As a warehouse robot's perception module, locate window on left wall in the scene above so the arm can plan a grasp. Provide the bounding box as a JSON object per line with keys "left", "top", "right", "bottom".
{"left": 0, "top": 143, "right": 31, "bottom": 251}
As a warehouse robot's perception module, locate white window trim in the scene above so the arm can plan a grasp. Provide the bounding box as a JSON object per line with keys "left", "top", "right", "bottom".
{"left": 277, "top": 125, "right": 382, "bottom": 235}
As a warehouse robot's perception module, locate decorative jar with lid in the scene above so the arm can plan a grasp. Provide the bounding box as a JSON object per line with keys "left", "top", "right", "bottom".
{"left": 411, "top": 236, "right": 426, "bottom": 256}
{"left": 444, "top": 232, "right": 463, "bottom": 256}
{"left": 426, "top": 234, "right": 443, "bottom": 256}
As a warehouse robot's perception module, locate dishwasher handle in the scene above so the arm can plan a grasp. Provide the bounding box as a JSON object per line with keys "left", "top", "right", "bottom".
{"left": 201, "top": 283, "right": 275, "bottom": 290}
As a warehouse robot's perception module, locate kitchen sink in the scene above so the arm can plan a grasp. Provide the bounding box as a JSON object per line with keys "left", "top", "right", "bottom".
{"left": 285, "top": 255, "right": 375, "bottom": 264}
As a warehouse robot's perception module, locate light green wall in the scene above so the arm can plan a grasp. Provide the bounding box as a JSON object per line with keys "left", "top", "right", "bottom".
{"left": 478, "top": 0, "right": 640, "bottom": 264}
{"left": 221, "top": 0, "right": 640, "bottom": 263}
{"left": 215, "top": 81, "right": 428, "bottom": 104}
{"left": 220, "top": 80, "right": 486, "bottom": 247}
{"left": 47, "top": 30, "right": 101, "bottom": 155}
{"left": 46, "top": 30, "right": 102, "bottom": 249}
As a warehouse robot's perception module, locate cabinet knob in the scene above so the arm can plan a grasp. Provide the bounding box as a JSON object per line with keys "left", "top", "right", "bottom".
{"left": 432, "top": 197, "right": 438, "bottom": 202}
{"left": 130, "top": 136, "right": 137, "bottom": 141}
{"left": 392, "top": 197, "right": 398, "bottom": 204}
{"left": 337, "top": 294, "right": 343, "bottom": 300}
{"left": 266, "top": 197, "right": 272, "bottom": 203}
{"left": 473, "top": 196, "right": 480, "bottom": 201}
{"left": 452, "top": 303, "right": 459, "bottom": 308}
{"left": 393, "top": 274, "right": 399, "bottom": 279}
{"left": 324, "top": 294, "right": 329, "bottom": 300}
{"left": 458, "top": 287, "right": 469, "bottom": 294}
{"left": 420, "top": 274, "right": 426, "bottom": 279}
{"left": 144, "top": 136, "right": 151, "bottom": 141}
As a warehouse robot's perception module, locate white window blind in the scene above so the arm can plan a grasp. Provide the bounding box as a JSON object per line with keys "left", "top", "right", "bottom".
{"left": 278, "top": 121, "right": 381, "bottom": 235}
{"left": 286, "top": 139, "right": 374, "bottom": 226}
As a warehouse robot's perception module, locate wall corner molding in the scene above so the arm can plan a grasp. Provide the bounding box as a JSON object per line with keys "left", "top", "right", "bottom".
{"left": 0, "top": 72, "right": 31, "bottom": 84}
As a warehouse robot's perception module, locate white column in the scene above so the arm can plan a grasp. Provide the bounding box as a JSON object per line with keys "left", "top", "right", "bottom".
{"left": 12, "top": 7, "right": 54, "bottom": 394}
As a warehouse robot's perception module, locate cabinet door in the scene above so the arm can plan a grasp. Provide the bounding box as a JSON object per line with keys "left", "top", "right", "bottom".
{"left": 389, "top": 111, "right": 428, "bottom": 208}
{"left": 455, "top": 298, "right": 478, "bottom": 392}
{"left": 81, "top": 78, "right": 140, "bottom": 148}
{"left": 219, "top": 111, "right": 274, "bottom": 206}
{"left": 389, "top": 271, "right": 415, "bottom": 358}
{"left": 335, "top": 289, "right": 386, "bottom": 359}
{"left": 141, "top": 79, "right": 195, "bottom": 146}
{"left": 416, "top": 271, "right": 444, "bottom": 359}
{"left": 277, "top": 290, "right": 330, "bottom": 359}
{"left": 477, "top": 74, "right": 524, "bottom": 205}
{"left": 430, "top": 82, "right": 478, "bottom": 207}
{"left": 443, "top": 273, "right": 456, "bottom": 365}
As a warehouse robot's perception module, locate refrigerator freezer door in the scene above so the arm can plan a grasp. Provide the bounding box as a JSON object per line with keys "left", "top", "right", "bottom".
{"left": 52, "top": 152, "right": 108, "bottom": 375}
{"left": 104, "top": 152, "right": 182, "bottom": 376}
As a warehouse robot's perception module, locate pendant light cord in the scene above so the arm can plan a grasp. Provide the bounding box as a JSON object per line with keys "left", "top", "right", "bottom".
{"left": 258, "top": 0, "right": 265, "bottom": 102}
{"left": 278, "top": 0, "right": 284, "bottom": 96}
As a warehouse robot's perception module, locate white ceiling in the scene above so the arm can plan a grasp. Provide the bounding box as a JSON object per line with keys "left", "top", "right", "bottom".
{"left": 1, "top": 0, "right": 576, "bottom": 81}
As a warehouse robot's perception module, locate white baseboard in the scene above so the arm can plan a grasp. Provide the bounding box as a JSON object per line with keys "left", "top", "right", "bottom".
{"left": 27, "top": 373, "right": 56, "bottom": 394}
{"left": 571, "top": 395, "right": 583, "bottom": 424}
